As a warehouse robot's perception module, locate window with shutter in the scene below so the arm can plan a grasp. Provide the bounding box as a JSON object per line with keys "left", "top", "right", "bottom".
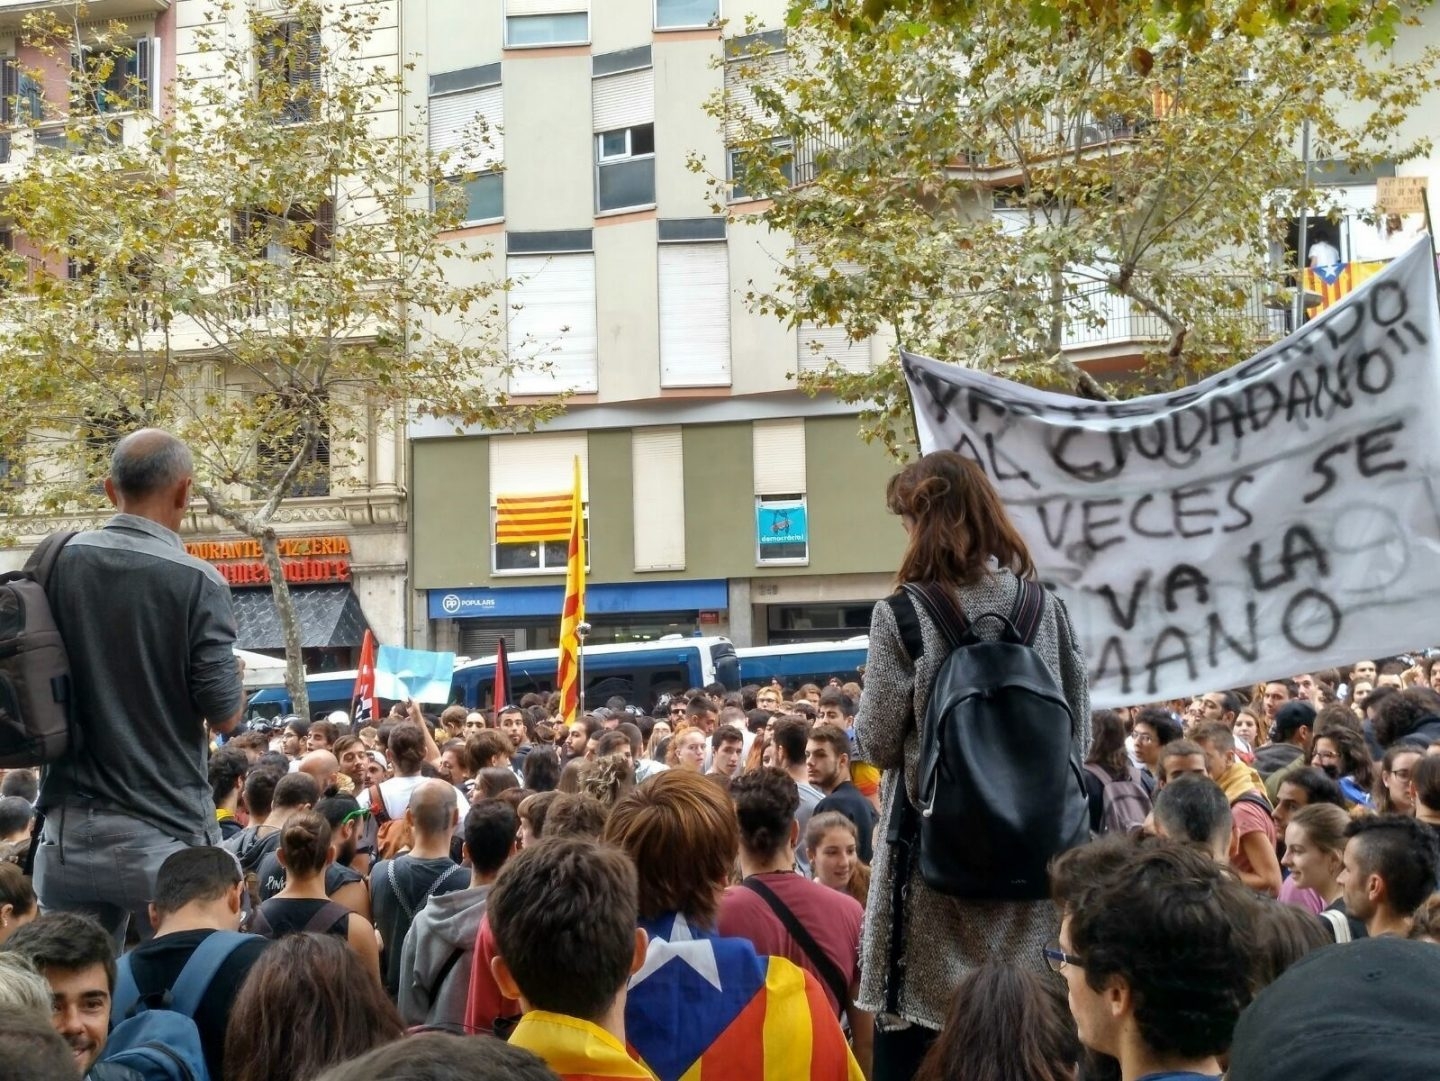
{"left": 255, "top": 393, "right": 331, "bottom": 498}
{"left": 430, "top": 82, "right": 505, "bottom": 224}
{"left": 259, "top": 19, "right": 322, "bottom": 123}
{"left": 795, "top": 245, "right": 871, "bottom": 374}
{"left": 505, "top": 2, "right": 588, "bottom": 47}
{"left": 594, "top": 123, "right": 655, "bottom": 213}
{"left": 506, "top": 253, "right": 599, "bottom": 395}
{"left": 632, "top": 428, "right": 685, "bottom": 571}
{"left": 658, "top": 241, "right": 730, "bottom": 387}
{"left": 752, "top": 419, "right": 807, "bottom": 564}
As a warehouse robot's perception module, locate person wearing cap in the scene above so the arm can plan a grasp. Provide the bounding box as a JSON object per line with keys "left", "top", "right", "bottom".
{"left": 1050, "top": 843, "right": 1255, "bottom": 1081}
{"left": 1229, "top": 936, "right": 1440, "bottom": 1080}
{"left": 1260, "top": 702, "right": 1317, "bottom": 801}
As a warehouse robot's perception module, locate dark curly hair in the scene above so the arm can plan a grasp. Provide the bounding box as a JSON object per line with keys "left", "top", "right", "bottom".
{"left": 1086, "top": 710, "right": 1131, "bottom": 780}
{"left": 1373, "top": 686, "right": 1440, "bottom": 748}
{"left": 1066, "top": 843, "right": 1255, "bottom": 1060}
{"left": 730, "top": 768, "right": 800, "bottom": 861}
{"left": 1344, "top": 813, "right": 1440, "bottom": 914}
{"left": 1309, "top": 725, "right": 1374, "bottom": 790}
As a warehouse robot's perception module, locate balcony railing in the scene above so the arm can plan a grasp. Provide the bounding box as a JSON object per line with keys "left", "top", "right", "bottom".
{"left": 1059, "top": 277, "right": 1285, "bottom": 351}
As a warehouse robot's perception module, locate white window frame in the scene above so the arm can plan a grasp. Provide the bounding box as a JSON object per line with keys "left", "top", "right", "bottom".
{"left": 444, "top": 171, "right": 504, "bottom": 226}
{"left": 654, "top": 0, "right": 720, "bottom": 31}
{"left": 503, "top": 7, "right": 590, "bottom": 49}
{"left": 755, "top": 494, "right": 809, "bottom": 566}
{"left": 594, "top": 123, "right": 656, "bottom": 213}
{"left": 492, "top": 505, "right": 590, "bottom": 575}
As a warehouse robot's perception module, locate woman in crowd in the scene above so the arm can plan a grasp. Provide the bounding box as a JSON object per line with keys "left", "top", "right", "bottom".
{"left": 1374, "top": 745, "right": 1423, "bottom": 814}
{"left": 911, "top": 963, "right": 1079, "bottom": 1081}
{"left": 254, "top": 812, "right": 382, "bottom": 983}
{"left": 0, "top": 863, "right": 36, "bottom": 947}
{"left": 1131, "top": 709, "right": 1183, "bottom": 793}
{"left": 520, "top": 747, "right": 561, "bottom": 792}
{"left": 854, "top": 450, "right": 1092, "bottom": 1080}
{"left": 1280, "top": 803, "right": 1364, "bottom": 942}
{"left": 1350, "top": 679, "right": 1374, "bottom": 718}
{"left": 477, "top": 767, "right": 520, "bottom": 800}
{"left": 1310, "top": 727, "right": 1375, "bottom": 808}
{"left": 1082, "top": 710, "right": 1150, "bottom": 834}
{"left": 645, "top": 720, "right": 672, "bottom": 762}
{"left": 224, "top": 932, "right": 404, "bottom": 1081}
{"left": 1233, "top": 707, "right": 1267, "bottom": 752}
{"left": 806, "top": 812, "right": 871, "bottom": 908}
{"left": 667, "top": 725, "right": 707, "bottom": 772}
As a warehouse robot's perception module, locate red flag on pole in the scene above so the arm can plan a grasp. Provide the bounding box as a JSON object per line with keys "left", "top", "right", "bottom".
{"left": 493, "top": 637, "right": 510, "bottom": 712}
{"left": 352, "top": 629, "right": 377, "bottom": 725}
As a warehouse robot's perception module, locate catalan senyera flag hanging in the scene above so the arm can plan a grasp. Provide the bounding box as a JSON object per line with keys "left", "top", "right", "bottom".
{"left": 556, "top": 456, "right": 586, "bottom": 725}
{"left": 495, "top": 491, "right": 574, "bottom": 544}
{"left": 1304, "top": 260, "right": 1386, "bottom": 317}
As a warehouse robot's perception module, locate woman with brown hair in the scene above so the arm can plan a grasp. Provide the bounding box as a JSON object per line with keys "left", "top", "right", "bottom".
{"left": 855, "top": 450, "right": 1090, "bottom": 1080}
{"left": 912, "top": 963, "right": 1079, "bottom": 1081}
{"left": 223, "top": 932, "right": 404, "bottom": 1081}
{"left": 804, "top": 811, "right": 872, "bottom": 908}
{"left": 252, "top": 811, "right": 382, "bottom": 985}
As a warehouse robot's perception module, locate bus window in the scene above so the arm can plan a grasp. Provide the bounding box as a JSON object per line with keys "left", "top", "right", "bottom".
{"left": 710, "top": 642, "right": 741, "bottom": 691}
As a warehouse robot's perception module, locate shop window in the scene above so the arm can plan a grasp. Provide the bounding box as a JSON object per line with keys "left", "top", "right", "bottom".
{"left": 755, "top": 494, "right": 808, "bottom": 565}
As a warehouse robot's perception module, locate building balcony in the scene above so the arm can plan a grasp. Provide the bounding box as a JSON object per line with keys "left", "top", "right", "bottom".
{"left": 0, "top": 111, "right": 153, "bottom": 182}
{"left": 0, "top": 0, "right": 169, "bottom": 29}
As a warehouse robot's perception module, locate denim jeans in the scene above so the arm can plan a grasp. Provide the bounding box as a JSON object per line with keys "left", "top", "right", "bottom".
{"left": 33, "top": 804, "right": 206, "bottom": 951}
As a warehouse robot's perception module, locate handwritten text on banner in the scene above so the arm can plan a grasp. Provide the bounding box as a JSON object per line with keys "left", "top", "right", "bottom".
{"left": 902, "top": 239, "right": 1440, "bottom": 708}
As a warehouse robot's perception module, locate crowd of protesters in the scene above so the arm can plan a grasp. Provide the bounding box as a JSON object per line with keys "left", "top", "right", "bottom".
{"left": 2, "top": 438, "right": 1439, "bottom": 1080}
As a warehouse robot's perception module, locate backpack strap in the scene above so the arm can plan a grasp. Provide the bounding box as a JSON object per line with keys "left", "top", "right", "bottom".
{"left": 111, "top": 932, "right": 256, "bottom": 1022}
{"left": 1008, "top": 578, "right": 1047, "bottom": 646}
{"left": 740, "top": 876, "right": 850, "bottom": 1017}
{"left": 24, "top": 531, "right": 77, "bottom": 591}
{"left": 902, "top": 582, "right": 971, "bottom": 650}
{"left": 168, "top": 932, "right": 257, "bottom": 1017}
{"left": 426, "top": 947, "right": 466, "bottom": 1006}
{"left": 885, "top": 590, "right": 925, "bottom": 663}
{"left": 366, "top": 784, "right": 390, "bottom": 824}
{"left": 304, "top": 900, "right": 351, "bottom": 935}
{"left": 1320, "top": 908, "right": 1352, "bottom": 944}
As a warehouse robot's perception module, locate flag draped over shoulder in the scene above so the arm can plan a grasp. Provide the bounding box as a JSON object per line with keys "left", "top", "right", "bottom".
{"left": 625, "top": 914, "right": 863, "bottom": 1081}
{"left": 351, "top": 628, "right": 377, "bottom": 725}
{"left": 556, "top": 457, "right": 586, "bottom": 724}
{"left": 1304, "top": 260, "right": 1385, "bottom": 315}
{"left": 496, "top": 491, "right": 573, "bottom": 544}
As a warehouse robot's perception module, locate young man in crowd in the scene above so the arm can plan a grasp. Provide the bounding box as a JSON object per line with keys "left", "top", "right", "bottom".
{"left": 118, "top": 847, "right": 268, "bottom": 1081}
{"left": 816, "top": 689, "right": 880, "bottom": 808}
{"left": 0, "top": 912, "right": 115, "bottom": 1075}
{"left": 370, "top": 779, "right": 471, "bottom": 997}
{"left": 1192, "top": 723, "right": 1281, "bottom": 897}
{"left": 1055, "top": 843, "right": 1255, "bottom": 1081}
{"left": 1150, "top": 775, "right": 1233, "bottom": 863}
{"left": 807, "top": 724, "right": 875, "bottom": 863}
{"left": 489, "top": 837, "right": 654, "bottom": 1080}
{"left": 209, "top": 746, "right": 249, "bottom": 842}
{"left": 704, "top": 725, "right": 745, "bottom": 790}
{"left": 718, "top": 768, "right": 872, "bottom": 1077}
{"left": 399, "top": 800, "right": 519, "bottom": 1029}
{"left": 1338, "top": 814, "right": 1440, "bottom": 938}
{"left": 1259, "top": 702, "right": 1317, "bottom": 795}
{"left": 1157, "top": 739, "right": 1209, "bottom": 786}
{"left": 772, "top": 718, "right": 824, "bottom": 876}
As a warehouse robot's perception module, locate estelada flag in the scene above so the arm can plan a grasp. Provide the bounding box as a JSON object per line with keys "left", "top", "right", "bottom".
{"left": 493, "top": 637, "right": 511, "bottom": 712}
{"left": 352, "top": 628, "right": 377, "bottom": 725}
{"left": 556, "top": 457, "right": 586, "bottom": 725}
{"left": 495, "top": 491, "right": 572, "bottom": 544}
{"left": 1304, "top": 260, "right": 1385, "bottom": 316}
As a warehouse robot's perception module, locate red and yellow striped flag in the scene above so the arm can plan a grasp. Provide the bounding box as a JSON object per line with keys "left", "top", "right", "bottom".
{"left": 556, "top": 457, "right": 586, "bottom": 725}
{"left": 1303, "top": 260, "right": 1385, "bottom": 317}
{"left": 495, "top": 492, "right": 573, "bottom": 544}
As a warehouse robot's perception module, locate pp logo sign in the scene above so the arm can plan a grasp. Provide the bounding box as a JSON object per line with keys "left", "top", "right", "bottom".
{"left": 441, "top": 593, "right": 462, "bottom": 615}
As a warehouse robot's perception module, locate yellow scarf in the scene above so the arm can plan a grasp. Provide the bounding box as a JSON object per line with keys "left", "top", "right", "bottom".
{"left": 1217, "top": 760, "right": 1269, "bottom": 807}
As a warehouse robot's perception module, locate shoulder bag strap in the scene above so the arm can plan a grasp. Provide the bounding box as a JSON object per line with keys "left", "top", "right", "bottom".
{"left": 426, "top": 947, "right": 466, "bottom": 1005}
{"left": 902, "top": 582, "right": 970, "bottom": 650}
{"left": 1008, "top": 578, "right": 1047, "bottom": 646}
{"left": 385, "top": 859, "right": 417, "bottom": 921}
{"left": 304, "top": 900, "right": 352, "bottom": 935}
{"left": 169, "top": 932, "right": 258, "bottom": 1017}
{"left": 1320, "top": 908, "right": 1352, "bottom": 944}
{"left": 366, "top": 784, "right": 390, "bottom": 824}
{"left": 25, "top": 531, "right": 77, "bottom": 591}
{"left": 741, "top": 877, "right": 850, "bottom": 1017}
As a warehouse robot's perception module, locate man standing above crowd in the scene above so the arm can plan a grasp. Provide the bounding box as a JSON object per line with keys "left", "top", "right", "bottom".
{"left": 35, "top": 430, "right": 244, "bottom": 948}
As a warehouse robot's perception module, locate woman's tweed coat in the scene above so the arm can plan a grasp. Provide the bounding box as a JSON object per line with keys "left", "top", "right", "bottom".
{"left": 854, "top": 568, "right": 1091, "bottom": 1030}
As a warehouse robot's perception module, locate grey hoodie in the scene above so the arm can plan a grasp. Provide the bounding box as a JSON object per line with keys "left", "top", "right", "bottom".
{"left": 397, "top": 883, "right": 492, "bottom": 1029}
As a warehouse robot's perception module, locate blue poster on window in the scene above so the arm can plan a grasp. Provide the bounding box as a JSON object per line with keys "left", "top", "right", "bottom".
{"left": 756, "top": 501, "right": 807, "bottom": 546}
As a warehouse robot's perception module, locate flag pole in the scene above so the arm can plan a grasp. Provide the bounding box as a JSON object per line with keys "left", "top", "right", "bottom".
{"left": 577, "top": 621, "right": 590, "bottom": 716}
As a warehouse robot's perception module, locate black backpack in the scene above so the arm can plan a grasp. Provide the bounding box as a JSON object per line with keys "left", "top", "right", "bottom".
{"left": 0, "top": 532, "right": 77, "bottom": 767}
{"left": 893, "top": 579, "right": 1089, "bottom": 901}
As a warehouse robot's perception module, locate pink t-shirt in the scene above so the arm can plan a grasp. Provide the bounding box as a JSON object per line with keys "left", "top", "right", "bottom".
{"left": 717, "top": 872, "right": 862, "bottom": 1016}
{"left": 1230, "top": 798, "right": 1278, "bottom": 877}
{"left": 1278, "top": 876, "right": 1325, "bottom": 914}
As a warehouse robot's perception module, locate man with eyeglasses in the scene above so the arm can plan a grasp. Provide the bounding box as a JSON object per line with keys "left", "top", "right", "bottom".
{"left": 1045, "top": 843, "right": 1255, "bottom": 1081}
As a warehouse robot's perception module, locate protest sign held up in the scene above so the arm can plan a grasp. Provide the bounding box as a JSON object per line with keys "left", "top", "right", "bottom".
{"left": 902, "top": 238, "right": 1440, "bottom": 708}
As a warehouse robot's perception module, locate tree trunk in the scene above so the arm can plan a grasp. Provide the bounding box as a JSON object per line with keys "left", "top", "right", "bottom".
{"left": 258, "top": 526, "right": 310, "bottom": 722}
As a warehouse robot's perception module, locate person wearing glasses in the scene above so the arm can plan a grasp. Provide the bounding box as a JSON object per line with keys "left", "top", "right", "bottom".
{"left": 1045, "top": 843, "right": 1256, "bottom": 1081}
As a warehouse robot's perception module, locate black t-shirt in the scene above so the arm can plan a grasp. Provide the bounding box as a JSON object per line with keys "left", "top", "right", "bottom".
{"left": 255, "top": 897, "right": 351, "bottom": 938}
{"left": 122, "top": 929, "right": 269, "bottom": 1081}
{"left": 257, "top": 853, "right": 364, "bottom": 901}
{"left": 814, "top": 781, "right": 877, "bottom": 863}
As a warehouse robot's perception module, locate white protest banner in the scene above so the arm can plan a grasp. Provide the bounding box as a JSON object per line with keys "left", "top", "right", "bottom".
{"left": 902, "top": 238, "right": 1440, "bottom": 708}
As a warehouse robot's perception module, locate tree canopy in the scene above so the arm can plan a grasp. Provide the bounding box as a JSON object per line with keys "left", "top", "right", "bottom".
{"left": 0, "top": 0, "right": 538, "bottom": 715}
{"left": 720, "top": 0, "right": 1439, "bottom": 453}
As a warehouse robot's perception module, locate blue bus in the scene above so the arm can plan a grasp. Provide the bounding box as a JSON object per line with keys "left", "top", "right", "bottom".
{"left": 247, "top": 671, "right": 359, "bottom": 720}
{"left": 450, "top": 636, "right": 740, "bottom": 712}
{"left": 737, "top": 638, "right": 869, "bottom": 690}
